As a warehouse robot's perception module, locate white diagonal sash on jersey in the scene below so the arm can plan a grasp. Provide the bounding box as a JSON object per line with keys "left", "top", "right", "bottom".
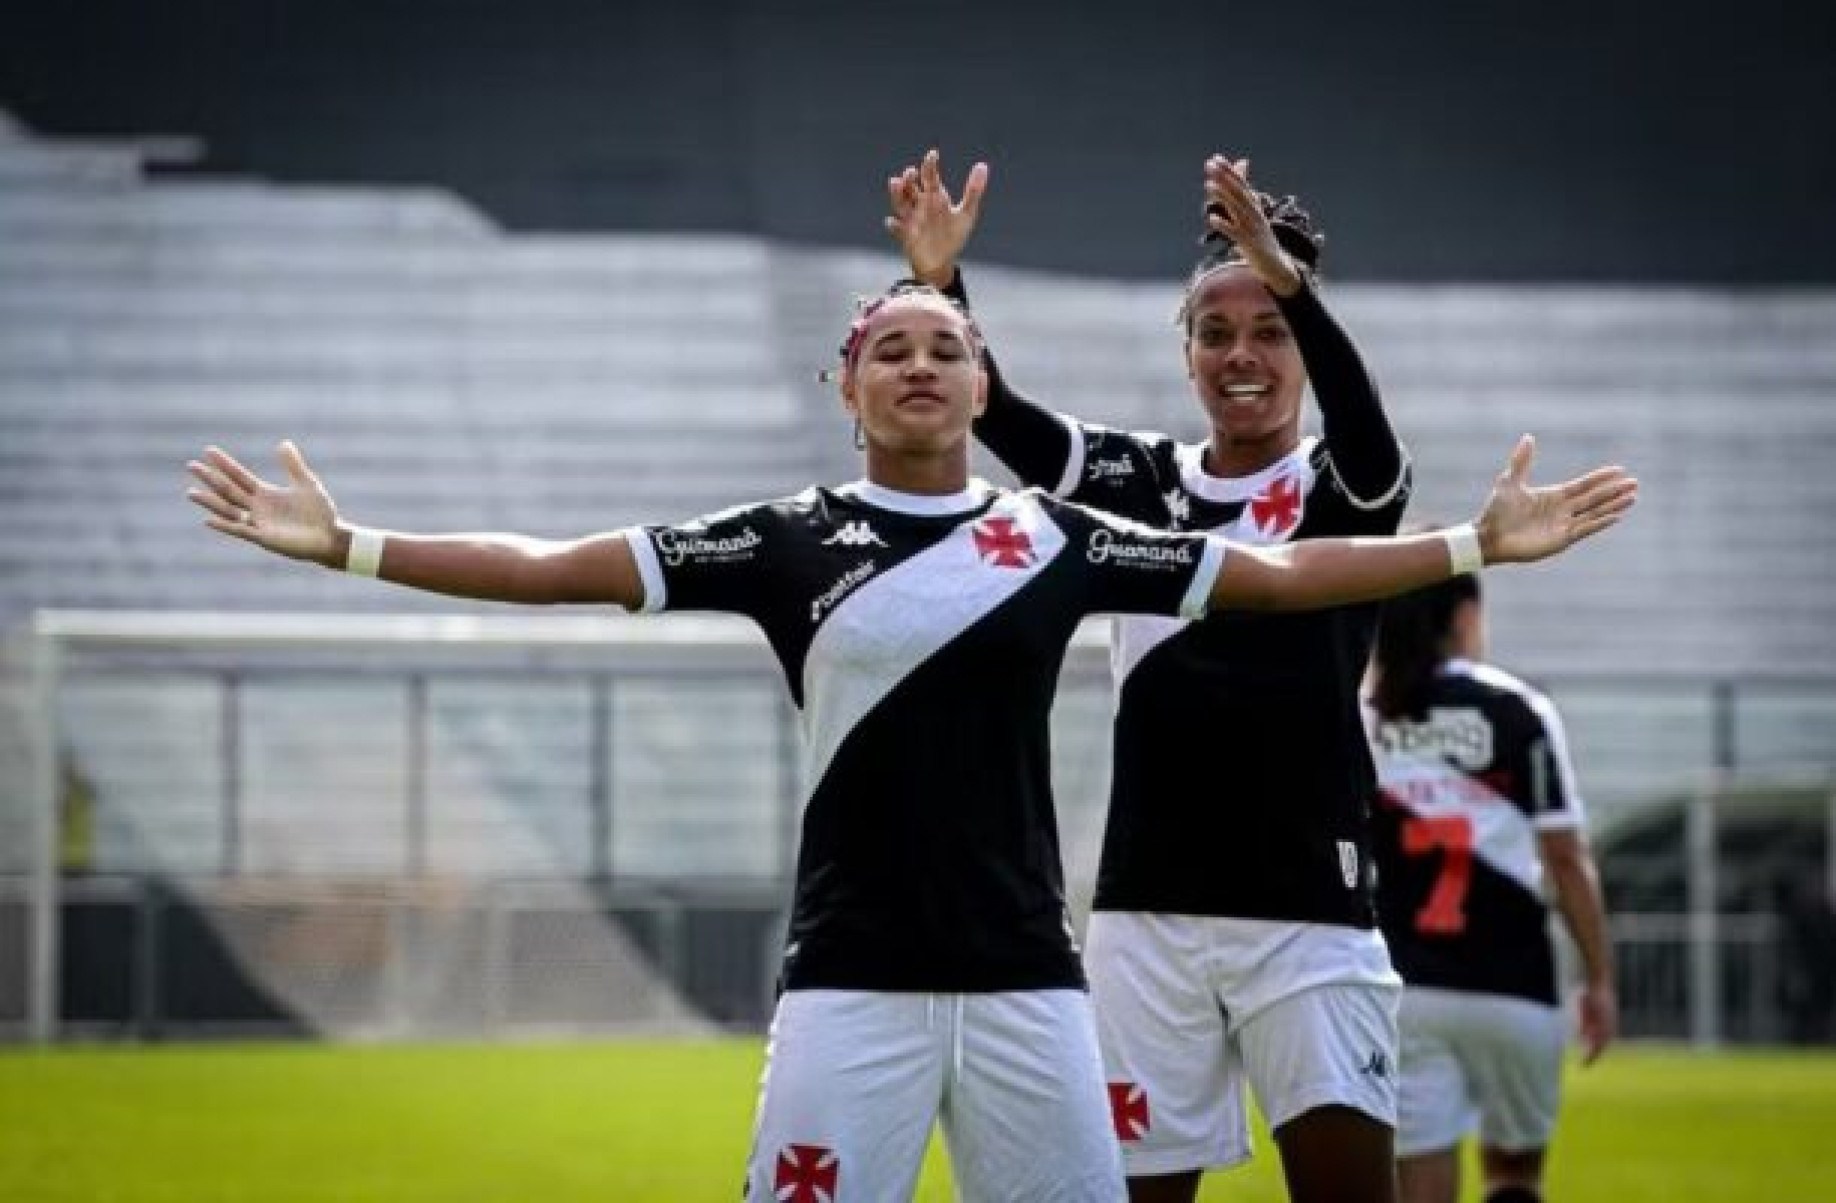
{"left": 1111, "top": 443, "right": 1320, "bottom": 690}
{"left": 799, "top": 496, "right": 1069, "bottom": 803}
{"left": 1381, "top": 755, "right": 1542, "bottom": 893}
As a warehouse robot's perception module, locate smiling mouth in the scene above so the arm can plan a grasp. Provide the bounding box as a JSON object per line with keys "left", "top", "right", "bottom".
{"left": 1220, "top": 382, "right": 1271, "bottom": 401}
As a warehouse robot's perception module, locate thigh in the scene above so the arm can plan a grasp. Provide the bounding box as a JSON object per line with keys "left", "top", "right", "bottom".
{"left": 1395, "top": 990, "right": 1477, "bottom": 1158}
{"left": 941, "top": 990, "right": 1126, "bottom": 1203}
{"left": 1453, "top": 995, "right": 1566, "bottom": 1153}
{"left": 745, "top": 990, "right": 942, "bottom": 1203}
{"left": 1236, "top": 980, "right": 1401, "bottom": 1133}
{"left": 1086, "top": 912, "right": 1250, "bottom": 1177}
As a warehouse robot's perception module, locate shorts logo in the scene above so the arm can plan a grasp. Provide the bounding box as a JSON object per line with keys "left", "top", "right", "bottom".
{"left": 773, "top": 1143, "right": 838, "bottom": 1203}
{"left": 1338, "top": 840, "right": 1360, "bottom": 889}
{"left": 971, "top": 516, "right": 1035, "bottom": 568}
{"left": 1358, "top": 1049, "right": 1392, "bottom": 1081}
{"left": 1107, "top": 1081, "right": 1151, "bottom": 1142}
{"left": 822, "top": 521, "right": 887, "bottom": 549}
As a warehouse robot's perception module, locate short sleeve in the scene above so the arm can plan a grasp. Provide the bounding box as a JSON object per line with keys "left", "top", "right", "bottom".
{"left": 1058, "top": 424, "right": 1180, "bottom": 524}
{"left": 1056, "top": 500, "right": 1225, "bottom": 622}
{"left": 1522, "top": 690, "right": 1586, "bottom": 829}
{"left": 625, "top": 501, "right": 781, "bottom": 616}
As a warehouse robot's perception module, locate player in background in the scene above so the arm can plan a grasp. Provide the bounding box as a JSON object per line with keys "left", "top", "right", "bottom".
{"left": 1368, "top": 568, "right": 1618, "bottom": 1203}
{"left": 888, "top": 150, "right": 1415, "bottom": 1203}
{"left": 187, "top": 286, "right": 1632, "bottom": 1203}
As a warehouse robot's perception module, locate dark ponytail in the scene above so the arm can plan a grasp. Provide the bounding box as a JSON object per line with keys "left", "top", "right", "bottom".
{"left": 1372, "top": 572, "right": 1480, "bottom": 720}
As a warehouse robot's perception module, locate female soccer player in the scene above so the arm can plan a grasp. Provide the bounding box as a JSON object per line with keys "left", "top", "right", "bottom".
{"left": 895, "top": 150, "right": 1424, "bottom": 1203}
{"left": 888, "top": 150, "right": 1419, "bottom": 1202}
{"left": 187, "top": 285, "right": 1631, "bottom": 1203}
{"left": 1369, "top": 569, "right": 1617, "bottom": 1203}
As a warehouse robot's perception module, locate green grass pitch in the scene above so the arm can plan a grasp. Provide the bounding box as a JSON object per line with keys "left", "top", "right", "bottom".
{"left": 3, "top": 1042, "right": 1832, "bottom": 1201}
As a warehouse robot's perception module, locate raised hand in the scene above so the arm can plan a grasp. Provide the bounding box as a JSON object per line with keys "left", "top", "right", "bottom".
{"left": 885, "top": 148, "right": 988, "bottom": 289}
{"left": 186, "top": 442, "right": 342, "bottom": 565}
{"left": 1202, "top": 152, "right": 1302, "bottom": 296}
{"left": 1475, "top": 436, "right": 1638, "bottom": 565}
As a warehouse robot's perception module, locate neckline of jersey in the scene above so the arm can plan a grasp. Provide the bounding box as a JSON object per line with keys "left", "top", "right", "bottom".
{"left": 1176, "top": 435, "right": 1319, "bottom": 502}
{"left": 836, "top": 477, "right": 997, "bottom": 516}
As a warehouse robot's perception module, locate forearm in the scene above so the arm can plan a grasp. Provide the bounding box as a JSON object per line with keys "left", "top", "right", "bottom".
{"left": 928, "top": 268, "right": 1080, "bottom": 489}
{"left": 1276, "top": 282, "right": 1405, "bottom": 503}
{"left": 1549, "top": 854, "right": 1616, "bottom": 987}
{"left": 1213, "top": 525, "right": 1478, "bottom": 612}
{"left": 331, "top": 526, "right": 637, "bottom": 607}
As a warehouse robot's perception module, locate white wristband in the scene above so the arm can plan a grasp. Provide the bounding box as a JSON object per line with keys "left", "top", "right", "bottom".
{"left": 345, "top": 527, "right": 386, "bottom": 578}
{"left": 1443, "top": 523, "right": 1484, "bottom": 576}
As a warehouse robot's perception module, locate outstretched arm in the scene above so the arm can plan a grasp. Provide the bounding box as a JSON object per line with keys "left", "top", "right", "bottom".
{"left": 185, "top": 442, "right": 644, "bottom": 608}
{"left": 1204, "top": 154, "right": 1406, "bottom": 507}
{"left": 1209, "top": 435, "right": 1635, "bottom": 612}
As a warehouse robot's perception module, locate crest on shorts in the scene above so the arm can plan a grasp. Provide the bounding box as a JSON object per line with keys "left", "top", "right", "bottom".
{"left": 1107, "top": 1081, "right": 1151, "bottom": 1142}
{"left": 774, "top": 1143, "right": 837, "bottom": 1203}
{"left": 1338, "top": 840, "right": 1360, "bottom": 889}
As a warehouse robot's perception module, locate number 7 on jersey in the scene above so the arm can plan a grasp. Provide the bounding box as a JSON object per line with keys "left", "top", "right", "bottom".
{"left": 1401, "top": 814, "right": 1475, "bottom": 935}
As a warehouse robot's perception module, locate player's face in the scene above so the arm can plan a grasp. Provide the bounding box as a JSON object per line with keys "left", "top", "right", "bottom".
{"left": 846, "top": 297, "right": 986, "bottom": 453}
{"left": 1183, "top": 267, "right": 1306, "bottom": 449}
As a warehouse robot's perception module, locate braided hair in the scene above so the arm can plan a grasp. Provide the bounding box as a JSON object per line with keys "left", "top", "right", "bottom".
{"left": 827, "top": 280, "right": 983, "bottom": 381}
{"left": 1178, "top": 190, "right": 1326, "bottom": 332}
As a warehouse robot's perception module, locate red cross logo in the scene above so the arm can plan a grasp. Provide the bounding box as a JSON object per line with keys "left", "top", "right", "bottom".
{"left": 1108, "top": 1081, "right": 1151, "bottom": 1142}
{"left": 971, "top": 516, "right": 1035, "bottom": 568}
{"left": 1248, "top": 474, "right": 1302, "bottom": 536}
{"left": 774, "top": 1143, "right": 838, "bottom": 1203}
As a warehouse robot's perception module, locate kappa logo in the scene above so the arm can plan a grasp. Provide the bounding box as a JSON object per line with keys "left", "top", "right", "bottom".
{"left": 971, "top": 516, "right": 1035, "bottom": 568}
{"left": 1086, "top": 455, "right": 1136, "bottom": 481}
{"left": 654, "top": 525, "right": 762, "bottom": 567}
{"left": 1107, "top": 1081, "right": 1151, "bottom": 1142}
{"left": 810, "top": 560, "right": 876, "bottom": 623}
{"left": 773, "top": 1143, "right": 838, "bottom": 1203}
{"left": 1163, "top": 488, "right": 1191, "bottom": 525}
{"left": 822, "top": 521, "right": 887, "bottom": 549}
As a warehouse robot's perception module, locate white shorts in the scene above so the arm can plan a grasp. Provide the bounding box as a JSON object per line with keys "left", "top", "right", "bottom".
{"left": 1085, "top": 912, "right": 1403, "bottom": 1177}
{"left": 1395, "top": 986, "right": 1566, "bottom": 1157}
{"left": 744, "top": 988, "right": 1124, "bottom": 1202}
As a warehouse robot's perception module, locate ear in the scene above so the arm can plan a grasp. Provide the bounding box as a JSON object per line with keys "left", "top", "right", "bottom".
{"left": 838, "top": 367, "right": 859, "bottom": 415}
{"left": 971, "top": 365, "right": 989, "bottom": 419}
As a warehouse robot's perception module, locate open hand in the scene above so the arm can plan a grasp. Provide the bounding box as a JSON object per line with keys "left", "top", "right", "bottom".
{"left": 1202, "top": 153, "right": 1302, "bottom": 297}
{"left": 186, "top": 442, "right": 342, "bottom": 565}
{"left": 885, "top": 148, "right": 988, "bottom": 289}
{"left": 1475, "top": 436, "right": 1638, "bottom": 565}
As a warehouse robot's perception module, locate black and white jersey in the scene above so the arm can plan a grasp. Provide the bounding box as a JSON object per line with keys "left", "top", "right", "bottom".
{"left": 966, "top": 283, "right": 1409, "bottom": 928}
{"left": 624, "top": 481, "right": 1224, "bottom": 993}
{"left": 1369, "top": 659, "right": 1586, "bottom": 1005}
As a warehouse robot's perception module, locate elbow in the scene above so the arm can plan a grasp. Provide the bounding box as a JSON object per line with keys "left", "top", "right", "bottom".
{"left": 1546, "top": 853, "right": 1601, "bottom": 900}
